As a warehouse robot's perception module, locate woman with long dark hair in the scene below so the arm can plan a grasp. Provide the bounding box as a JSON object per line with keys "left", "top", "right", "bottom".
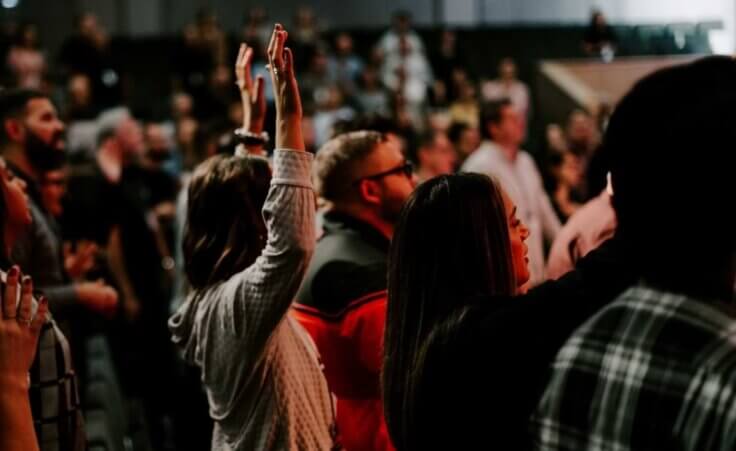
{"left": 0, "top": 156, "right": 74, "bottom": 451}
{"left": 383, "top": 172, "right": 634, "bottom": 450}
{"left": 169, "top": 25, "right": 339, "bottom": 450}
{"left": 0, "top": 157, "right": 47, "bottom": 450}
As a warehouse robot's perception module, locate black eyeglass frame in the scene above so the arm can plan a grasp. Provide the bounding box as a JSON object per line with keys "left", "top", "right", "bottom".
{"left": 351, "top": 162, "right": 414, "bottom": 186}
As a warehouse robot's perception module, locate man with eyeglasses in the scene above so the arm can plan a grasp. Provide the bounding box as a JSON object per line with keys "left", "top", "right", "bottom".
{"left": 292, "top": 130, "right": 415, "bottom": 451}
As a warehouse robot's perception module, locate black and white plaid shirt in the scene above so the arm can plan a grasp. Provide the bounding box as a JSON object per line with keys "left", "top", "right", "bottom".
{"left": 29, "top": 314, "right": 86, "bottom": 451}
{"left": 531, "top": 285, "right": 736, "bottom": 451}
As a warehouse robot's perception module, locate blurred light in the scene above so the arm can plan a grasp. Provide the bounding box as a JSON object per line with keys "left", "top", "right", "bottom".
{"left": 2, "top": 0, "right": 19, "bottom": 8}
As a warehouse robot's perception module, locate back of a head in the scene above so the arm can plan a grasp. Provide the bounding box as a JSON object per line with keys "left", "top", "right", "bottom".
{"left": 184, "top": 154, "right": 271, "bottom": 290}
{"left": 383, "top": 173, "right": 515, "bottom": 450}
{"left": 607, "top": 56, "right": 736, "bottom": 298}
{"left": 313, "top": 130, "right": 385, "bottom": 204}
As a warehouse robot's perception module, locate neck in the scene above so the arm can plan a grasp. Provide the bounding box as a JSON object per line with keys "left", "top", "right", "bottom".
{"left": 2, "top": 146, "right": 39, "bottom": 182}
{"left": 332, "top": 205, "right": 394, "bottom": 240}
{"left": 415, "top": 166, "right": 435, "bottom": 184}
{"left": 495, "top": 141, "right": 519, "bottom": 161}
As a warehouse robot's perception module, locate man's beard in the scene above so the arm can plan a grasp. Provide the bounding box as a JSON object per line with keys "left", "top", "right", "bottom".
{"left": 26, "top": 129, "right": 66, "bottom": 171}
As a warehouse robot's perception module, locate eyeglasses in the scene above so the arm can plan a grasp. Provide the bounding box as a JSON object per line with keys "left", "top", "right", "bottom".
{"left": 352, "top": 162, "right": 414, "bottom": 186}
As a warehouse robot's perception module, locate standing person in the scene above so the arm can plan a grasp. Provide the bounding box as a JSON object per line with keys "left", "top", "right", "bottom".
{"left": 0, "top": 155, "right": 85, "bottom": 451}
{"left": 462, "top": 99, "right": 561, "bottom": 286}
{"left": 0, "top": 89, "right": 117, "bottom": 323}
{"left": 532, "top": 56, "right": 736, "bottom": 451}
{"left": 293, "top": 128, "right": 416, "bottom": 451}
{"left": 6, "top": 22, "right": 45, "bottom": 89}
{"left": 169, "top": 26, "right": 339, "bottom": 450}
{"left": 381, "top": 172, "right": 634, "bottom": 450}
{"left": 481, "top": 58, "right": 530, "bottom": 133}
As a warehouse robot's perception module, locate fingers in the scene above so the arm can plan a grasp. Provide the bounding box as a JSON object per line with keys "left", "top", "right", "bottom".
{"left": 268, "top": 24, "right": 287, "bottom": 73}
{"left": 3, "top": 265, "right": 19, "bottom": 319}
{"left": 255, "top": 75, "right": 265, "bottom": 108}
{"left": 16, "top": 276, "right": 33, "bottom": 323}
{"left": 30, "top": 296, "right": 48, "bottom": 333}
{"left": 283, "top": 47, "right": 294, "bottom": 78}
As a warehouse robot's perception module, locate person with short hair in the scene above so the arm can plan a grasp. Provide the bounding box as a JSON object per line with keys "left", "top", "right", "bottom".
{"left": 462, "top": 99, "right": 561, "bottom": 286}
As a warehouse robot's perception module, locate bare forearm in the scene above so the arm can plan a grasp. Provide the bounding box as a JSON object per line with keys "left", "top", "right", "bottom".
{"left": 0, "top": 375, "right": 39, "bottom": 451}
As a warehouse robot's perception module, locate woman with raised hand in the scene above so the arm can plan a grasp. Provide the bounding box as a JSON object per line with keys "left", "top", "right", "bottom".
{"left": 169, "top": 24, "right": 339, "bottom": 451}
{"left": 0, "top": 156, "right": 84, "bottom": 451}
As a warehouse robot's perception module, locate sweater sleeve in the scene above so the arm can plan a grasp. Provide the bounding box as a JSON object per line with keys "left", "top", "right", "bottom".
{"left": 207, "top": 149, "right": 316, "bottom": 359}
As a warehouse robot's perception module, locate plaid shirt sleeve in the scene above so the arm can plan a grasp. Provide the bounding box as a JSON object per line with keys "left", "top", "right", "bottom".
{"left": 29, "top": 315, "right": 86, "bottom": 451}
{"left": 531, "top": 286, "right": 736, "bottom": 451}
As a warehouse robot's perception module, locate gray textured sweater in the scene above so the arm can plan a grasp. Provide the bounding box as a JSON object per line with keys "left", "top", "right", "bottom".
{"left": 169, "top": 150, "right": 336, "bottom": 450}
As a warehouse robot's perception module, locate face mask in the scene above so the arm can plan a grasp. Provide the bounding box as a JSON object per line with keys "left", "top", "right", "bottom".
{"left": 25, "top": 128, "right": 66, "bottom": 171}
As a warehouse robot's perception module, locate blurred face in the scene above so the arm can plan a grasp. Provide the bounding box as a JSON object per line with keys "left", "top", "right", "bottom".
{"left": 40, "top": 169, "right": 66, "bottom": 218}
{"left": 567, "top": 111, "right": 594, "bottom": 144}
{"left": 490, "top": 106, "right": 524, "bottom": 148}
{"left": 420, "top": 134, "right": 456, "bottom": 176}
{"left": 336, "top": 33, "right": 353, "bottom": 55}
{"left": 145, "top": 124, "right": 172, "bottom": 164}
{"left": 0, "top": 158, "right": 31, "bottom": 231}
{"left": 116, "top": 118, "right": 145, "bottom": 159}
{"left": 499, "top": 59, "right": 516, "bottom": 81}
{"left": 559, "top": 153, "right": 582, "bottom": 188}
{"left": 501, "top": 189, "right": 530, "bottom": 290}
{"left": 69, "top": 74, "right": 92, "bottom": 106}
{"left": 19, "top": 98, "right": 66, "bottom": 171}
{"left": 359, "top": 140, "right": 416, "bottom": 223}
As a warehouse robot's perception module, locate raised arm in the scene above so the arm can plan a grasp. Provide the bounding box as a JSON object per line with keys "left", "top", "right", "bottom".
{"left": 234, "top": 42, "right": 267, "bottom": 156}
{"left": 212, "top": 25, "right": 313, "bottom": 352}
{"left": 0, "top": 267, "right": 48, "bottom": 451}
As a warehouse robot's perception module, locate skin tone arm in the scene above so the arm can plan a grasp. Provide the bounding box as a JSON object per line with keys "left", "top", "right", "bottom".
{"left": 267, "top": 24, "right": 304, "bottom": 151}
{"left": 0, "top": 266, "right": 48, "bottom": 451}
{"left": 235, "top": 43, "right": 267, "bottom": 156}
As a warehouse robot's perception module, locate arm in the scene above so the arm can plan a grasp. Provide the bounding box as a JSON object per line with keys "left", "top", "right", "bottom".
{"left": 234, "top": 43, "right": 267, "bottom": 156}
{"left": 0, "top": 267, "right": 48, "bottom": 451}
{"left": 107, "top": 226, "right": 140, "bottom": 320}
{"left": 210, "top": 25, "right": 312, "bottom": 349}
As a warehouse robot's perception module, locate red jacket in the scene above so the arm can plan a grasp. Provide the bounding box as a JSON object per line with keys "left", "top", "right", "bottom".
{"left": 293, "top": 212, "right": 394, "bottom": 451}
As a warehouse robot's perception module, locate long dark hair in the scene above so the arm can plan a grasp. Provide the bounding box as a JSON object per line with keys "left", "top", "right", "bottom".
{"left": 382, "top": 173, "right": 515, "bottom": 450}
{"left": 183, "top": 154, "right": 271, "bottom": 290}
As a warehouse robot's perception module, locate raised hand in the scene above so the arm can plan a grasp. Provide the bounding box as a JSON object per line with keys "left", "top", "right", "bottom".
{"left": 267, "top": 23, "right": 304, "bottom": 151}
{"left": 235, "top": 42, "right": 266, "bottom": 134}
{"left": 64, "top": 240, "right": 98, "bottom": 281}
{"left": 1, "top": 266, "right": 47, "bottom": 379}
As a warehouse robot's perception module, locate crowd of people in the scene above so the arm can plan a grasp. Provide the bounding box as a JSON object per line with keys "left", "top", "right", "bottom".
{"left": 0, "top": 7, "right": 734, "bottom": 451}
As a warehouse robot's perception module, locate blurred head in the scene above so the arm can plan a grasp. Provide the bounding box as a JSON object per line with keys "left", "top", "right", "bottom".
{"left": 548, "top": 151, "right": 582, "bottom": 190}
{"left": 566, "top": 109, "right": 597, "bottom": 151}
{"left": 16, "top": 22, "right": 39, "bottom": 48}
{"left": 0, "top": 157, "right": 31, "bottom": 261}
{"left": 415, "top": 131, "right": 456, "bottom": 179}
{"left": 172, "top": 92, "right": 194, "bottom": 119}
{"left": 335, "top": 32, "right": 354, "bottom": 56}
{"left": 144, "top": 123, "right": 173, "bottom": 165}
{"left": 115, "top": 117, "right": 145, "bottom": 161}
{"left": 393, "top": 10, "right": 412, "bottom": 33}
{"left": 607, "top": 56, "right": 736, "bottom": 299}
{"left": 184, "top": 154, "right": 272, "bottom": 290}
{"left": 448, "top": 122, "right": 480, "bottom": 161}
{"left": 498, "top": 58, "right": 517, "bottom": 81}
{"left": 68, "top": 74, "right": 92, "bottom": 108}
{"left": 591, "top": 11, "right": 606, "bottom": 28}
{"left": 40, "top": 168, "right": 67, "bottom": 218}
{"left": 0, "top": 89, "right": 66, "bottom": 173}
{"left": 480, "top": 99, "right": 523, "bottom": 148}
{"left": 314, "top": 130, "right": 415, "bottom": 228}
{"left": 76, "top": 13, "right": 98, "bottom": 36}
{"left": 383, "top": 173, "right": 527, "bottom": 449}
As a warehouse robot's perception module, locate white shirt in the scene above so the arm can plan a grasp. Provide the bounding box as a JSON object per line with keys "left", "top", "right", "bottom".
{"left": 461, "top": 141, "right": 561, "bottom": 286}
